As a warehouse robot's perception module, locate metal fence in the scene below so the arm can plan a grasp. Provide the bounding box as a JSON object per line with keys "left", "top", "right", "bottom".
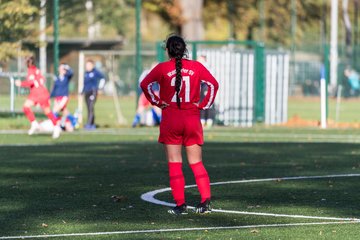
{"left": 0, "top": 72, "right": 54, "bottom": 113}
{"left": 156, "top": 40, "right": 289, "bottom": 126}
{"left": 265, "top": 52, "right": 289, "bottom": 125}
{"left": 0, "top": 73, "right": 17, "bottom": 112}
{"left": 196, "top": 48, "right": 255, "bottom": 127}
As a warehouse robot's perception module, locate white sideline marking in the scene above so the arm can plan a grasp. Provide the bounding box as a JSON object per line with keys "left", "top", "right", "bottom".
{"left": 2, "top": 128, "right": 360, "bottom": 142}
{"left": 141, "top": 173, "right": 360, "bottom": 222}
{"left": 0, "top": 221, "right": 358, "bottom": 239}
{"left": 59, "top": 131, "right": 360, "bottom": 142}
{"left": 0, "top": 130, "right": 27, "bottom": 134}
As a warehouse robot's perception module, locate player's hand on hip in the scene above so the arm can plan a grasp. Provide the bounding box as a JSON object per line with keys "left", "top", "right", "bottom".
{"left": 159, "top": 101, "right": 169, "bottom": 109}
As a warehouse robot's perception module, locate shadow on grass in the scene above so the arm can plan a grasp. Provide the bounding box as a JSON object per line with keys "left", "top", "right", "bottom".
{"left": 0, "top": 142, "right": 359, "bottom": 236}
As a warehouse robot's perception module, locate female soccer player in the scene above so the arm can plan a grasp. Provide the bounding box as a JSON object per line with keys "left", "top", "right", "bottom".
{"left": 50, "top": 63, "right": 73, "bottom": 128}
{"left": 141, "top": 35, "right": 219, "bottom": 215}
{"left": 15, "top": 56, "right": 61, "bottom": 138}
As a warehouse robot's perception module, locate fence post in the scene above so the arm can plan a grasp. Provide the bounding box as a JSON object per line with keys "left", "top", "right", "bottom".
{"left": 78, "top": 51, "right": 85, "bottom": 124}
{"left": 254, "top": 42, "right": 265, "bottom": 123}
{"left": 192, "top": 42, "right": 197, "bottom": 60}
{"left": 324, "top": 44, "right": 330, "bottom": 119}
{"left": 10, "top": 76, "right": 15, "bottom": 113}
{"left": 156, "top": 42, "right": 166, "bottom": 62}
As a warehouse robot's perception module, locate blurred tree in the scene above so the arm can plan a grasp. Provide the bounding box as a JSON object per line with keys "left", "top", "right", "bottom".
{"left": 1, "top": 0, "right": 349, "bottom": 58}
{"left": 49, "top": 0, "right": 134, "bottom": 39}
{"left": 143, "top": 0, "right": 324, "bottom": 46}
{"left": 0, "top": 0, "right": 37, "bottom": 64}
{"left": 33, "top": 0, "right": 327, "bottom": 47}
{"left": 178, "top": 0, "right": 204, "bottom": 40}
{"left": 212, "top": 0, "right": 323, "bottom": 46}
{"left": 143, "top": 0, "right": 204, "bottom": 40}
{"left": 93, "top": 0, "right": 135, "bottom": 37}
{"left": 143, "top": 0, "right": 183, "bottom": 34}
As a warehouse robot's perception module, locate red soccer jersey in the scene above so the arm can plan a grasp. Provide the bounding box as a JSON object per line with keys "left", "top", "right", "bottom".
{"left": 21, "top": 66, "right": 50, "bottom": 102}
{"left": 140, "top": 59, "right": 219, "bottom": 110}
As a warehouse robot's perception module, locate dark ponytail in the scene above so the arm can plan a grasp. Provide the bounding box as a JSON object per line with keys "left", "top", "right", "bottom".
{"left": 175, "top": 56, "right": 182, "bottom": 108}
{"left": 165, "top": 35, "right": 188, "bottom": 108}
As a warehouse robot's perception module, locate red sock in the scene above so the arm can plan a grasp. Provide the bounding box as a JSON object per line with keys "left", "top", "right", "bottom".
{"left": 168, "top": 162, "right": 185, "bottom": 206}
{"left": 190, "top": 161, "right": 211, "bottom": 202}
{"left": 46, "top": 112, "right": 58, "bottom": 126}
{"left": 23, "top": 107, "right": 35, "bottom": 123}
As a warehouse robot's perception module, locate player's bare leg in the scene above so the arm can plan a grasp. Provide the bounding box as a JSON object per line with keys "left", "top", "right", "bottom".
{"left": 60, "top": 107, "right": 70, "bottom": 128}
{"left": 165, "top": 144, "right": 183, "bottom": 163}
{"left": 164, "top": 144, "right": 187, "bottom": 215}
{"left": 186, "top": 144, "right": 212, "bottom": 214}
{"left": 23, "top": 99, "right": 39, "bottom": 135}
{"left": 53, "top": 97, "right": 69, "bottom": 128}
{"left": 43, "top": 105, "right": 61, "bottom": 139}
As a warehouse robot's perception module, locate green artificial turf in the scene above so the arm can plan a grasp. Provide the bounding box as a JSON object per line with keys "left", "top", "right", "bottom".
{"left": 0, "top": 128, "right": 359, "bottom": 239}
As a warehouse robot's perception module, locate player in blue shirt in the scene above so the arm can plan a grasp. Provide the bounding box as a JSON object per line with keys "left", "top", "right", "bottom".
{"left": 82, "top": 59, "right": 105, "bottom": 129}
{"left": 50, "top": 63, "right": 73, "bottom": 128}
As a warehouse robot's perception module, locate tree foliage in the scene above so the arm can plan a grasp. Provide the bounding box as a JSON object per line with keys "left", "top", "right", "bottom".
{"left": 202, "top": 0, "right": 324, "bottom": 46}
{"left": 95, "top": 0, "right": 135, "bottom": 37}
{"left": 143, "top": 0, "right": 325, "bottom": 46}
{"left": 0, "top": 0, "right": 37, "bottom": 63}
{"left": 143, "top": 0, "right": 183, "bottom": 33}
{"left": 0, "top": 0, "right": 355, "bottom": 65}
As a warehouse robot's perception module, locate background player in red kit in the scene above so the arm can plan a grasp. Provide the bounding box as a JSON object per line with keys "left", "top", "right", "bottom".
{"left": 15, "top": 56, "right": 61, "bottom": 138}
{"left": 141, "top": 35, "right": 219, "bottom": 215}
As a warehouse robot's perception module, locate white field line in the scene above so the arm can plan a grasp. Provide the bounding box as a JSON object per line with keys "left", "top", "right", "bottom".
{"left": 0, "top": 221, "right": 359, "bottom": 239}
{"left": 66, "top": 131, "right": 360, "bottom": 142}
{"left": 141, "top": 173, "right": 360, "bottom": 222}
{"left": 2, "top": 128, "right": 360, "bottom": 141}
{"left": 0, "top": 143, "right": 54, "bottom": 147}
{"left": 0, "top": 130, "right": 27, "bottom": 134}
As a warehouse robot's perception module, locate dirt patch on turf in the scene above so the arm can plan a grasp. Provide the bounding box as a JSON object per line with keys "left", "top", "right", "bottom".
{"left": 281, "top": 115, "right": 360, "bottom": 128}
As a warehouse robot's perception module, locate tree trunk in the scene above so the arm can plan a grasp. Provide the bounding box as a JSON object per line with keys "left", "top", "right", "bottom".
{"left": 179, "top": 0, "right": 204, "bottom": 40}
{"left": 342, "top": 0, "right": 352, "bottom": 63}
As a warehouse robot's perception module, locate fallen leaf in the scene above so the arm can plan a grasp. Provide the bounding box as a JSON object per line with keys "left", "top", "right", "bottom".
{"left": 111, "top": 195, "right": 128, "bottom": 202}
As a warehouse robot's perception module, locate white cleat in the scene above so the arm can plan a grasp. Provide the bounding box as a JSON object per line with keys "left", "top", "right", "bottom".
{"left": 52, "top": 125, "right": 61, "bottom": 139}
{"left": 28, "top": 121, "right": 39, "bottom": 135}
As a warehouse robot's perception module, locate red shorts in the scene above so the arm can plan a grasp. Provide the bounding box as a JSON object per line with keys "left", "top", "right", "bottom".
{"left": 159, "top": 106, "right": 203, "bottom": 146}
{"left": 54, "top": 96, "right": 69, "bottom": 111}
{"left": 28, "top": 97, "right": 50, "bottom": 108}
{"left": 28, "top": 89, "right": 50, "bottom": 108}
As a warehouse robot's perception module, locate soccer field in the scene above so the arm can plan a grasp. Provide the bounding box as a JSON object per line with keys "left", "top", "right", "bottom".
{"left": 1, "top": 95, "right": 360, "bottom": 130}
{"left": 0, "top": 127, "right": 360, "bottom": 239}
